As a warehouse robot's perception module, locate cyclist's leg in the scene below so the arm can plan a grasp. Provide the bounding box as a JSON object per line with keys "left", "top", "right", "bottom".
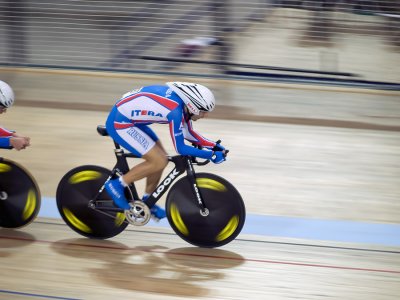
{"left": 122, "top": 144, "right": 167, "bottom": 184}
{"left": 142, "top": 130, "right": 168, "bottom": 194}
{"left": 120, "top": 124, "right": 168, "bottom": 219}
{"left": 131, "top": 125, "right": 168, "bottom": 193}
{"left": 105, "top": 117, "right": 167, "bottom": 216}
{"left": 122, "top": 146, "right": 167, "bottom": 219}
{"left": 105, "top": 114, "right": 156, "bottom": 208}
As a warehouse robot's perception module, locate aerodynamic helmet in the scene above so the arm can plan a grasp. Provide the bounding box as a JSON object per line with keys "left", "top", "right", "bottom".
{"left": 0, "top": 80, "right": 15, "bottom": 108}
{"left": 166, "top": 82, "right": 215, "bottom": 115}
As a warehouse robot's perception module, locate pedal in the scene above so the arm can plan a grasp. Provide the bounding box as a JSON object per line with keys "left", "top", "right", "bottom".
{"left": 124, "top": 200, "right": 151, "bottom": 226}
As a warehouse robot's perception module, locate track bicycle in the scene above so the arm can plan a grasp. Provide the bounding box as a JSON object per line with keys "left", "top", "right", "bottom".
{"left": 56, "top": 125, "right": 246, "bottom": 248}
{"left": 0, "top": 156, "right": 41, "bottom": 228}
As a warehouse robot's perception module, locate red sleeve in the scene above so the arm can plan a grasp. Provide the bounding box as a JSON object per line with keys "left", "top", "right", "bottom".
{"left": 0, "top": 127, "right": 13, "bottom": 137}
{"left": 185, "top": 119, "right": 216, "bottom": 148}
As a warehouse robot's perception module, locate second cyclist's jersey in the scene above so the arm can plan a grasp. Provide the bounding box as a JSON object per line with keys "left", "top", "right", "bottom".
{"left": 111, "top": 85, "right": 216, "bottom": 159}
{"left": 0, "top": 126, "right": 13, "bottom": 148}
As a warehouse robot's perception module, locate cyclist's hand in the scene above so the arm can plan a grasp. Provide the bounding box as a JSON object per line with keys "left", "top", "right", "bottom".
{"left": 211, "top": 151, "right": 226, "bottom": 164}
{"left": 213, "top": 143, "right": 225, "bottom": 151}
{"left": 10, "top": 137, "right": 30, "bottom": 151}
{"left": 212, "top": 140, "right": 225, "bottom": 152}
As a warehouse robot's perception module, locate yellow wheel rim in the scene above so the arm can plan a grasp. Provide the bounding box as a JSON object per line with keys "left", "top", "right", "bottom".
{"left": 22, "top": 189, "right": 37, "bottom": 221}
{"left": 68, "top": 170, "right": 102, "bottom": 184}
{"left": 63, "top": 207, "right": 92, "bottom": 233}
{"left": 170, "top": 203, "right": 189, "bottom": 236}
{"left": 0, "top": 163, "right": 11, "bottom": 173}
{"left": 114, "top": 212, "right": 125, "bottom": 227}
{"left": 216, "top": 215, "right": 239, "bottom": 242}
{"left": 196, "top": 178, "right": 227, "bottom": 192}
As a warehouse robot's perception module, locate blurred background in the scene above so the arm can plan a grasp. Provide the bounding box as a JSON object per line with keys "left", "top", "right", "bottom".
{"left": 1, "top": 0, "right": 399, "bottom": 82}
{"left": 1, "top": 1, "right": 400, "bottom": 299}
{"left": 0, "top": 0, "right": 399, "bottom": 221}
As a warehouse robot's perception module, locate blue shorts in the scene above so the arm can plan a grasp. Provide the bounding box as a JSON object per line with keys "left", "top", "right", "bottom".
{"left": 106, "top": 106, "right": 159, "bottom": 157}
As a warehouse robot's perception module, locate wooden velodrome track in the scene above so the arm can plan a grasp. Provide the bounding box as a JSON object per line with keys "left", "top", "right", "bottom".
{"left": 1, "top": 70, "right": 400, "bottom": 299}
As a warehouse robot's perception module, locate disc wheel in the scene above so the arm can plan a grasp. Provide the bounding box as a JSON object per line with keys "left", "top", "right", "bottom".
{"left": 166, "top": 172, "right": 245, "bottom": 248}
{"left": 0, "top": 158, "right": 41, "bottom": 228}
{"left": 56, "top": 165, "right": 128, "bottom": 239}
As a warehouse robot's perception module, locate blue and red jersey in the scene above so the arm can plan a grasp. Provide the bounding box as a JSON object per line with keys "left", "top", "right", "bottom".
{"left": 108, "top": 85, "right": 217, "bottom": 159}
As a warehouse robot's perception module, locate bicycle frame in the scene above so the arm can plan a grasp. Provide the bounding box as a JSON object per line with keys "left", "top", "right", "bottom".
{"left": 57, "top": 126, "right": 244, "bottom": 246}
{"left": 92, "top": 139, "right": 209, "bottom": 215}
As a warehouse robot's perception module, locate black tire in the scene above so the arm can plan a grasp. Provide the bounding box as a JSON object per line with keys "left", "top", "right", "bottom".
{"left": 166, "top": 172, "right": 245, "bottom": 248}
{"left": 56, "top": 165, "right": 128, "bottom": 239}
{"left": 0, "top": 158, "right": 41, "bottom": 228}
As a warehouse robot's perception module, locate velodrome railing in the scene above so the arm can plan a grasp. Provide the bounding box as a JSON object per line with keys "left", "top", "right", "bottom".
{"left": 0, "top": 0, "right": 399, "bottom": 87}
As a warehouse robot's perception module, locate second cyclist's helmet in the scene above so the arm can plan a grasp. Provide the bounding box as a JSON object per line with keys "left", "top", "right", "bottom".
{"left": 0, "top": 80, "right": 15, "bottom": 108}
{"left": 166, "top": 82, "right": 215, "bottom": 115}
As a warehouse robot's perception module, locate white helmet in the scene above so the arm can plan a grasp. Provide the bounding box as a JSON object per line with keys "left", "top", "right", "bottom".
{"left": 166, "top": 82, "right": 215, "bottom": 115}
{"left": 0, "top": 80, "right": 15, "bottom": 108}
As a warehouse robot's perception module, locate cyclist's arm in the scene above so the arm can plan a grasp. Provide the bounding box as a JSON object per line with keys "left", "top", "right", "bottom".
{"left": 168, "top": 110, "right": 213, "bottom": 159}
{"left": 183, "top": 118, "right": 216, "bottom": 148}
{"left": 0, "top": 127, "right": 30, "bottom": 150}
{"left": 0, "top": 127, "right": 13, "bottom": 148}
{"left": 0, "top": 137, "right": 11, "bottom": 148}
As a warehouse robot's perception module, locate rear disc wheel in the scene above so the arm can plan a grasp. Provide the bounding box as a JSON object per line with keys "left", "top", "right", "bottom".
{"left": 56, "top": 165, "right": 128, "bottom": 239}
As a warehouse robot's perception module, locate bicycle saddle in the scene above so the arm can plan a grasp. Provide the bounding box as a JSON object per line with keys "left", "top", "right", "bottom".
{"left": 97, "top": 125, "right": 108, "bottom": 136}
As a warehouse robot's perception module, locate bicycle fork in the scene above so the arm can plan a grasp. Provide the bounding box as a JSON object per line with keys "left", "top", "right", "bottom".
{"left": 185, "top": 158, "right": 209, "bottom": 216}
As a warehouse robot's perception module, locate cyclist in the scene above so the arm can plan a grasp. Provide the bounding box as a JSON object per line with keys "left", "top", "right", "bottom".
{"left": 105, "top": 82, "right": 226, "bottom": 220}
{"left": 0, "top": 80, "right": 30, "bottom": 150}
